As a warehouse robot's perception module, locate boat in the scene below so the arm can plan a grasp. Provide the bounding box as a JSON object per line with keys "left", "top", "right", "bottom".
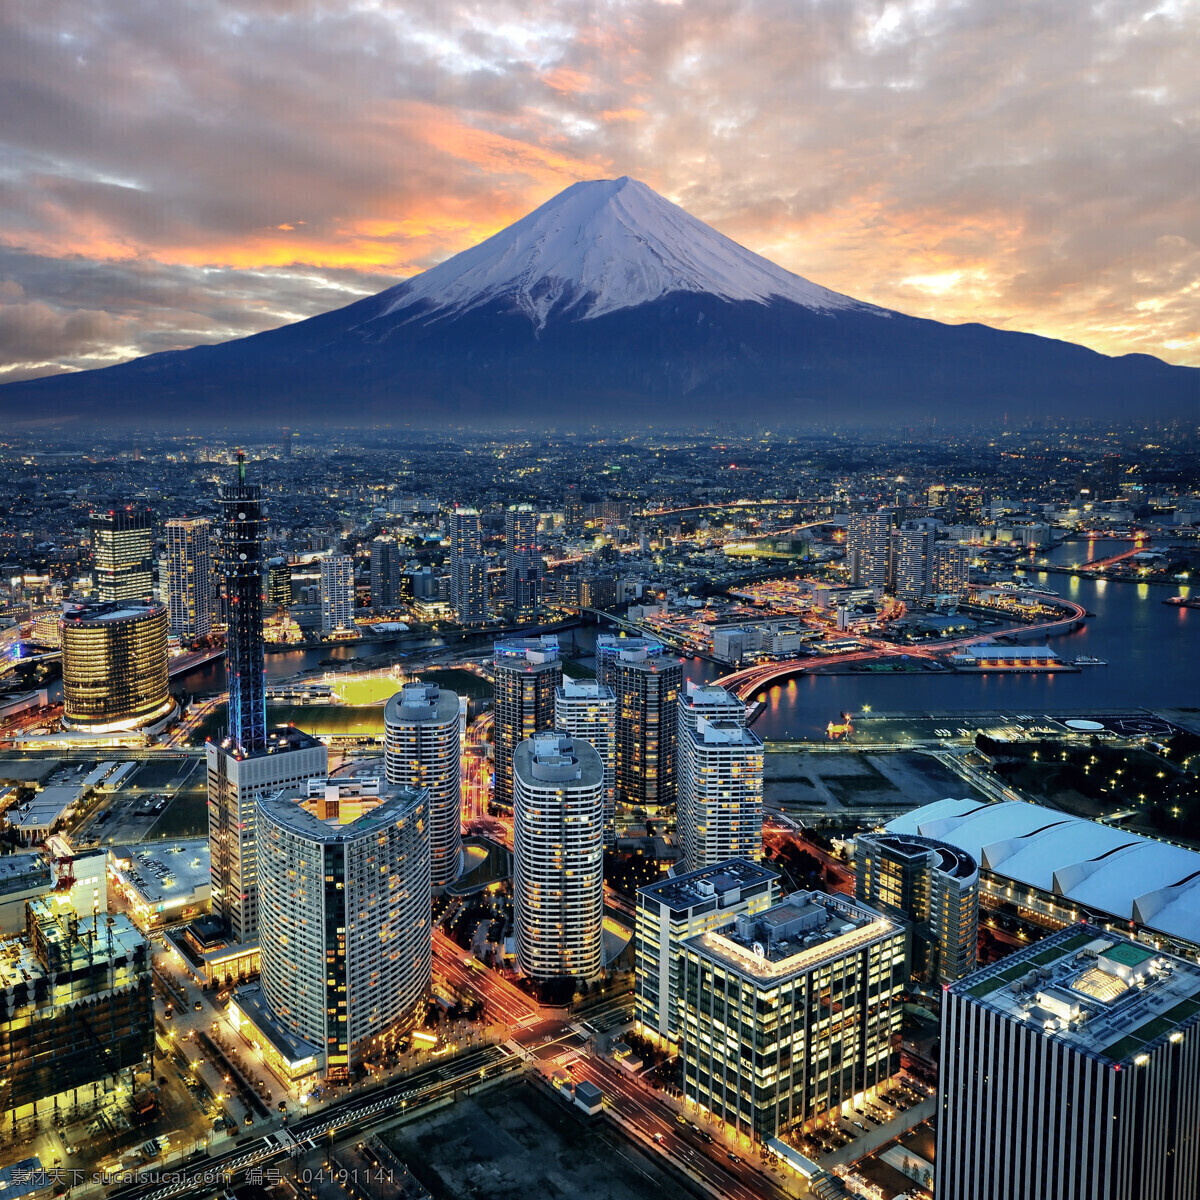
{"left": 1072, "top": 656, "right": 1108, "bottom": 666}
{"left": 1164, "top": 596, "right": 1200, "bottom": 610}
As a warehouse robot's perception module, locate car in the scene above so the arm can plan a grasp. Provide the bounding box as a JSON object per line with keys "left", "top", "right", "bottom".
{"left": 163, "top": 1008, "right": 173, "bottom": 1019}
{"left": 727, "top": 1152, "right": 742, "bottom": 1164}
{"left": 651, "top": 1133, "right": 665, "bottom": 1144}
{"left": 243, "top": 1114, "right": 253, "bottom": 1125}
{"left": 676, "top": 1114, "right": 688, "bottom": 1127}
{"left": 194, "top": 1001, "right": 203, "bottom": 1011}
{"left": 699, "top": 1131, "right": 713, "bottom": 1144}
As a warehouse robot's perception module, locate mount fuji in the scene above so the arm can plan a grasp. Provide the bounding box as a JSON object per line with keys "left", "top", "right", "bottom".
{"left": 2, "top": 176, "right": 1195, "bottom": 427}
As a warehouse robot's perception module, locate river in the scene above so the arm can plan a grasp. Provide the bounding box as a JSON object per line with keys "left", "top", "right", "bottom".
{"left": 746, "top": 538, "right": 1197, "bottom": 739}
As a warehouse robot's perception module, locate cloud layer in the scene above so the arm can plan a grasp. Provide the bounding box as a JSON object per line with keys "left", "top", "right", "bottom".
{"left": 2, "top": 0, "right": 1197, "bottom": 379}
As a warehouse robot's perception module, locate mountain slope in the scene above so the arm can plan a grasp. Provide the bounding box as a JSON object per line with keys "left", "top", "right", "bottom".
{"left": 1, "top": 177, "right": 1195, "bottom": 427}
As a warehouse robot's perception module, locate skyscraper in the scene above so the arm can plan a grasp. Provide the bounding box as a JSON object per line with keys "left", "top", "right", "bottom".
{"left": 491, "top": 635, "right": 562, "bottom": 811}
{"left": 320, "top": 554, "right": 356, "bottom": 634}
{"left": 449, "top": 507, "right": 487, "bottom": 624}
{"left": 846, "top": 509, "right": 892, "bottom": 595}
{"left": 855, "top": 830, "right": 979, "bottom": 984}
{"left": 938, "top": 926, "right": 1200, "bottom": 1200}
{"left": 677, "top": 716, "right": 764, "bottom": 872}
{"left": 930, "top": 542, "right": 971, "bottom": 599}
{"left": 513, "top": 734, "right": 604, "bottom": 982}
{"left": 890, "top": 527, "right": 935, "bottom": 599}
{"left": 370, "top": 535, "right": 403, "bottom": 609}
{"left": 384, "top": 682, "right": 462, "bottom": 889}
{"left": 555, "top": 680, "right": 617, "bottom": 846}
{"left": 60, "top": 600, "right": 174, "bottom": 733}
{"left": 91, "top": 506, "right": 153, "bottom": 602}
{"left": 595, "top": 635, "right": 682, "bottom": 812}
{"left": 208, "top": 455, "right": 327, "bottom": 946}
{"left": 254, "top": 778, "right": 431, "bottom": 1079}
{"left": 165, "top": 517, "right": 213, "bottom": 640}
{"left": 505, "top": 503, "right": 539, "bottom": 620}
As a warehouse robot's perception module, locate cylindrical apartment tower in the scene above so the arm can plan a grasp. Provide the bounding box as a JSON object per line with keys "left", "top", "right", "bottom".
{"left": 513, "top": 733, "right": 604, "bottom": 982}
{"left": 492, "top": 636, "right": 562, "bottom": 810}
{"left": 384, "top": 682, "right": 462, "bottom": 889}
{"left": 554, "top": 681, "right": 617, "bottom": 847}
{"left": 256, "top": 779, "right": 431, "bottom": 1078}
{"left": 59, "top": 600, "right": 174, "bottom": 732}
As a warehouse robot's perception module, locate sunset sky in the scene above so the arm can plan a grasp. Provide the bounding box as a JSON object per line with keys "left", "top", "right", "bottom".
{"left": 2, "top": 0, "right": 1197, "bottom": 381}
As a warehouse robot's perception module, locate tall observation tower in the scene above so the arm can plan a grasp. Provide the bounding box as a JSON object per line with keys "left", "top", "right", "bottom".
{"left": 206, "top": 454, "right": 326, "bottom": 946}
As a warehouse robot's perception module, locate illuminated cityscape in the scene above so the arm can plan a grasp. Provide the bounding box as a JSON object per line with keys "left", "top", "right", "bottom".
{"left": 0, "top": 1, "right": 1198, "bottom": 1195}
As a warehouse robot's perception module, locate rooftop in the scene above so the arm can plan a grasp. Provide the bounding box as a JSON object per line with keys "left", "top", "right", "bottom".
{"left": 215, "top": 724, "right": 324, "bottom": 759}
{"left": 494, "top": 634, "right": 560, "bottom": 664}
{"left": 680, "top": 680, "right": 743, "bottom": 711}
{"left": 886, "top": 799, "right": 1200, "bottom": 948}
{"left": 689, "top": 891, "right": 901, "bottom": 980}
{"left": 638, "top": 857, "right": 779, "bottom": 915}
{"left": 692, "top": 717, "right": 762, "bottom": 747}
{"left": 514, "top": 733, "right": 604, "bottom": 787}
{"left": 859, "top": 830, "right": 979, "bottom": 881}
{"left": 60, "top": 600, "right": 164, "bottom": 625}
{"left": 557, "top": 680, "right": 615, "bottom": 701}
{"left": 953, "top": 924, "right": 1200, "bottom": 1065}
{"left": 108, "top": 839, "right": 210, "bottom": 907}
{"left": 231, "top": 982, "right": 322, "bottom": 1069}
{"left": 257, "top": 780, "right": 425, "bottom": 844}
{"left": 384, "top": 681, "right": 459, "bottom": 724}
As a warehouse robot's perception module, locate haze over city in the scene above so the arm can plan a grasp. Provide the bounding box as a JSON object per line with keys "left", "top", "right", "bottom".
{"left": 0, "top": 5, "right": 1198, "bottom": 1200}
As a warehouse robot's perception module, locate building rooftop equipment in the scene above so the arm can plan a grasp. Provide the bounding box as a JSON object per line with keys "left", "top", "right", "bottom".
{"left": 952, "top": 923, "right": 1200, "bottom": 1065}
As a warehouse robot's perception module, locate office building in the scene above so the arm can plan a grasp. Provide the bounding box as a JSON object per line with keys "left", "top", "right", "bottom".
{"left": 0, "top": 899, "right": 152, "bottom": 1119}
{"left": 679, "top": 893, "right": 905, "bottom": 1141}
{"left": 91, "top": 506, "right": 153, "bottom": 602}
{"left": 208, "top": 456, "right": 328, "bottom": 946}
{"left": 595, "top": 634, "right": 682, "bottom": 811}
{"left": 264, "top": 557, "right": 293, "bottom": 607}
{"left": 505, "top": 503, "right": 539, "bottom": 620}
{"left": 846, "top": 509, "right": 892, "bottom": 595}
{"left": 491, "top": 635, "right": 562, "bottom": 810}
{"left": 254, "top": 779, "right": 431, "bottom": 1079}
{"left": 938, "top": 926, "right": 1200, "bottom": 1200}
{"left": 449, "top": 507, "right": 487, "bottom": 624}
{"left": 886, "top": 798, "right": 1200, "bottom": 962}
{"left": 384, "top": 682, "right": 462, "bottom": 889}
{"left": 320, "top": 553, "right": 355, "bottom": 634}
{"left": 370, "top": 536, "right": 403, "bottom": 609}
{"left": 677, "top": 716, "right": 764, "bottom": 872}
{"left": 59, "top": 600, "right": 174, "bottom": 733}
{"left": 513, "top": 734, "right": 605, "bottom": 982}
{"left": 855, "top": 830, "right": 979, "bottom": 983}
{"left": 930, "top": 542, "right": 971, "bottom": 599}
{"left": 555, "top": 681, "right": 617, "bottom": 845}
{"left": 165, "top": 517, "right": 213, "bottom": 639}
{"left": 890, "top": 528, "right": 934, "bottom": 599}
{"left": 635, "top": 858, "right": 780, "bottom": 1042}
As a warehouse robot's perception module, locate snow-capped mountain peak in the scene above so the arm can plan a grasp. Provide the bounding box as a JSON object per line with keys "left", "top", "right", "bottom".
{"left": 375, "top": 176, "right": 868, "bottom": 330}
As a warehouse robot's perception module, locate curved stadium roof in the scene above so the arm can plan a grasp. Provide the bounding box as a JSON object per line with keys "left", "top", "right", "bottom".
{"left": 886, "top": 799, "right": 1200, "bottom": 949}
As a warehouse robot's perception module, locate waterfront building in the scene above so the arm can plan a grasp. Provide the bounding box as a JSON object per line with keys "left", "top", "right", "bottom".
{"left": 890, "top": 528, "right": 934, "bottom": 599}
{"left": 930, "top": 542, "right": 971, "bottom": 599}
{"left": 554, "top": 680, "right": 617, "bottom": 845}
{"left": 938, "top": 925, "right": 1200, "bottom": 1200}
{"left": 846, "top": 509, "right": 892, "bottom": 595}
{"left": 492, "top": 635, "right": 562, "bottom": 810}
{"left": 449, "top": 507, "right": 487, "bottom": 624}
{"left": 635, "top": 858, "right": 780, "bottom": 1042}
{"left": 165, "top": 517, "right": 213, "bottom": 639}
{"left": 505, "top": 503, "right": 539, "bottom": 620}
{"left": 855, "top": 830, "right": 979, "bottom": 983}
{"left": 677, "top": 717, "right": 764, "bottom": 872}
{"left": 320, "top": 553, "right": 355, "bottom": 634}
{"left": 207, "top": 456, "right": 327, "bottom": 946}
{"left": 679, "top": 893, "right": 905, "bottom": 1141}
{"left": 0, "top": 899, "right": 152, "bottom": 1120}
{"left": 384, "top": 682, "right": 462, "bottom": 889}
{"left": 253, "top": 778, "right": 431, "bottom": 1079}
{"left": 886, "top": 798, "right": 1200, "bottom": 961}
{"left": 595, "top": 634, "right": 682, "bottom": 811}
{"left": 265, "top": 557, "right": 293, "bottom": 607}
{"left": 59, "top": 600, "right": 174, "bottom": 732}
{"left": 91, "top": 505, "right": 153, "bottom": 602}
{"left": 513, "top": 734, "right": 604, "bottom": 982}
{"left": 370, "top": 536, "right": 403, "bottom": 609}
{"left": 678, "top": 679, "right": 747, "bottom": 736}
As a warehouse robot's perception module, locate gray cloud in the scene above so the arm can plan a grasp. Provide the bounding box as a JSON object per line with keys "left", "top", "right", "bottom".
{"left": 0, "top": 0, "right": 1196, "bottom": 377}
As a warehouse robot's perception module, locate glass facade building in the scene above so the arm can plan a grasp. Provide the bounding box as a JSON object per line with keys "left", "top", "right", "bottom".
{"left": 492, "top": 636, "right": 562, "bottom": 811}
{"left": 59, "top": 600, "right": 173, "bottom": 732}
